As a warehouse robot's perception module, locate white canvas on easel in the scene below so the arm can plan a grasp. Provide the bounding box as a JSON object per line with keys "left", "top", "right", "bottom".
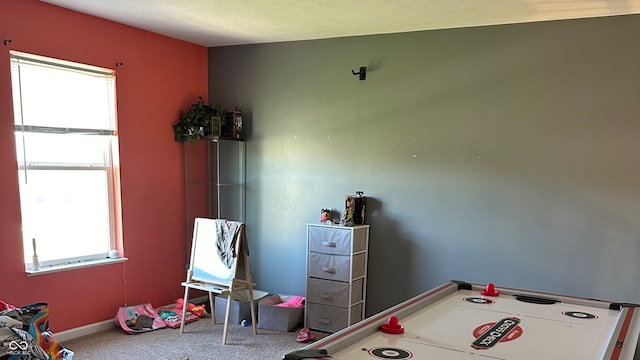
{"left": 180, "top": 217, "right": 257, "bottom": 344}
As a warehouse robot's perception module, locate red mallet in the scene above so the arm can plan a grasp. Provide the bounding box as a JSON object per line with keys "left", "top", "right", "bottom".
{"left": 481, "top": 283, "right": 499, "bottom": 296}
{"left": 380, "top": 316, "right": 404, "bottom": 334}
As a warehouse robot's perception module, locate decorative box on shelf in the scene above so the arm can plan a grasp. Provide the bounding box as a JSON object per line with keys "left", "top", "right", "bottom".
{"left": 223, "top": 108, "right": 243, "bottom": 139}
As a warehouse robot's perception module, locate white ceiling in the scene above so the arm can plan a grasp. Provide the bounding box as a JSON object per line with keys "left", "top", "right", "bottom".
{"left": 41, "top": 0, "right": 640, "bottom": 47}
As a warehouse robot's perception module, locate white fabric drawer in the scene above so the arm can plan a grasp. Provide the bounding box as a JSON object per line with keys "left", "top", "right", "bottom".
{"left": 308, "top": 252, "right": 367, "bottom": 282}
{"left": 307, "top": 278, "right": 364, "bottom": 307}
{"left": 308, "top": 226, "right": 353, "bottom": 255}
{"left": 308, "top": 253, "right": 351, "bottom": 281}
{"left": 306, "top": 303, "right": 363, "bottom": 333}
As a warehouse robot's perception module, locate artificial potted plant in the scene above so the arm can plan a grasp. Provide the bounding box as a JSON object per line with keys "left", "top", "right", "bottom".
{"left": 173, "top": 97, "right": 223, "bottom": 145}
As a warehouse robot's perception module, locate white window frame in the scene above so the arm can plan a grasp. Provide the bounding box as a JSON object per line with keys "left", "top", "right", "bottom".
{"left": 10, "top": 50, "right": 124, "bottom": 274}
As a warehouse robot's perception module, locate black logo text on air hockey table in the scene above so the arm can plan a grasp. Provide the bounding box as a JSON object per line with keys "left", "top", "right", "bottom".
{"left": 472, "top": 317, "right": 522, "bottom": 350}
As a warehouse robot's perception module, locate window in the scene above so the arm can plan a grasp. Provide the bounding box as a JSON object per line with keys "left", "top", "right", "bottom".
{"left": 10, "top": 51, "right": 122, "bottom": 271}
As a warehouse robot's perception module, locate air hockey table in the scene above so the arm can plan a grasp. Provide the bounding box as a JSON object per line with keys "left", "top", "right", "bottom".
{"left": 284, "top": 280, "right": 640, "bottom": 360}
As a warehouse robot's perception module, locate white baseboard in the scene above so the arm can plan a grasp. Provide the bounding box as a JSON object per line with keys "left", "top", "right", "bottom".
{"left": 55, "top": 296, "right": 210, "bottom": 342}
{"left": 55, "top": 319, "right": 116, "bottom": 342}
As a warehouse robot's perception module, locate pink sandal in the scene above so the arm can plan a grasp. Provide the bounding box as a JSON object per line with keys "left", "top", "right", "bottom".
{"left": 296, "top": 327, "right": 317, "bottom": 343}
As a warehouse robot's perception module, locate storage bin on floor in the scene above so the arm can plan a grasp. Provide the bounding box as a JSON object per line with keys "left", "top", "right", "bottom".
{"left": 214, "top": 289, "right": 268, "bottom": 325}
{"left": 258, "top": 294, "right": 304, "bottom": 332}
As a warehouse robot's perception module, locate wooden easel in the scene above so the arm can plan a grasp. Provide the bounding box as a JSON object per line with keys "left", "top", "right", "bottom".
{"left": 180, "top": 218, "right": 257, "bottom": 344}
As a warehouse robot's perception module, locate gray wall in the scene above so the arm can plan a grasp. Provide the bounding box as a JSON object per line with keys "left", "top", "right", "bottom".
{"left": 208, "top": 15, "right": 640, "bottom": 316}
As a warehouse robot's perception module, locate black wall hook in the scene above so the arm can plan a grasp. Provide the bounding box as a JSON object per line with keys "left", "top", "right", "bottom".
{"left": 352, "top": 66, "right": 367, "bottom": 80}
{"left": 3, "top": 39, "right": 12, "bottom": 46}
{"left": 115, "top": 61, "right": 124, "bottom": 68}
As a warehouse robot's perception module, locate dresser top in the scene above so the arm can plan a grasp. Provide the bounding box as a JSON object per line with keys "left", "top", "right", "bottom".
{"left": 307, "top": 223, "right": 370, "bottom": 229}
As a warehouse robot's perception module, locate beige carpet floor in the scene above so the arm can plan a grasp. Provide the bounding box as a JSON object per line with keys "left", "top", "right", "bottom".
{"left": 62, "top": 316, "right": 326, "bottom": 360}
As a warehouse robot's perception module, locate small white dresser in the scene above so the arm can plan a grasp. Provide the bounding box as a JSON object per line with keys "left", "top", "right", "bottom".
{"left": 305, "top": 224, "right": 370, "bottom": 333}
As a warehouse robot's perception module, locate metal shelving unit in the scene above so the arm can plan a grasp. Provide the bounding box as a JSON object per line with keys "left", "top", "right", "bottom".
{"left": 183, "top": 137, "right": 246, "bottom": 265}
{"left": 209, "top": 137, "right": 245, "bottom": 222}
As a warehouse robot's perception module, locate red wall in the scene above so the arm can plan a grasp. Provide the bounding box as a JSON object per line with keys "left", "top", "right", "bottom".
{"left": 0, "top": 0, "right": 209, "bottom": 331}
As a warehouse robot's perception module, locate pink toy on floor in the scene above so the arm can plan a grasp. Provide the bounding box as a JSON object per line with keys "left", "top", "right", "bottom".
{"left": 276, "top": 296, "right": 305, "bottom": 308}
{"left": 174, "top": 298, "right": 207, "bottom": 317}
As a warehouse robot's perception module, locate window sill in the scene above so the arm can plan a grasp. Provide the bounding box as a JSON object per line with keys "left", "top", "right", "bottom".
{"left": 26, "top": 257, "right": 128, "bottom": 276}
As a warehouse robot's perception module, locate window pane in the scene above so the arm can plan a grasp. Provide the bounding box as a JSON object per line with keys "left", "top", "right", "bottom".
{"left": 15, "top": 132, "right": 112, "bottom": 166}
{"left": 12, "top": 58, "right": 115, "bottom": 131}
{"left": 19, "top": 170, "right": 112, "bottom": 263}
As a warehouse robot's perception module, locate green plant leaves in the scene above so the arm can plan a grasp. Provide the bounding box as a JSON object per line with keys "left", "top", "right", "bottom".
{"left": 173, "top": 97, "right": 222, "bottom": 145}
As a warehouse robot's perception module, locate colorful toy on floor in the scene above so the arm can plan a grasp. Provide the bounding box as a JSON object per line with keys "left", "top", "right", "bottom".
{"left": 115, "top": 303, "right": 167, "bottom": 334}
{"left": 156, "top": 308, "right": 198, "bottom": 328}
{"left": 173, "top": 298, "right": 207, "bottom": 317}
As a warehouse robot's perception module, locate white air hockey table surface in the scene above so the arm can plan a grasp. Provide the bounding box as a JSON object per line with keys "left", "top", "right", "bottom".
{"left": 285, "top": 281, "right": 640, "bottom": 360}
